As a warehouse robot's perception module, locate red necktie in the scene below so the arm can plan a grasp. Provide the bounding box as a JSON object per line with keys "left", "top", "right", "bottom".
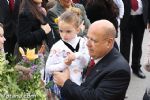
{"left": 9, "top": 0, "right": 14, "bottom": 12}
{"left": 131, "top": 0, "right": 138, "bottom": 11}
{"left": 85, "top": 58, "right": 95, "bottom": 77}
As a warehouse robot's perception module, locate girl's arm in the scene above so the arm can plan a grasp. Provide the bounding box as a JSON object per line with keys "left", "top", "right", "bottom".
{"left": 45, "top": 46, "right": 67, "bottom": 74}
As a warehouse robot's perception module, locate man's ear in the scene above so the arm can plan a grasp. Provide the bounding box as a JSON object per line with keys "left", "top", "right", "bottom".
{"left": 106, "top": 38, "right": 114, "bottom": 48}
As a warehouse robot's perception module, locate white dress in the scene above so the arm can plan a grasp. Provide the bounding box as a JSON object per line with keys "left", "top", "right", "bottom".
{"left": 46, "top": 36, "right": 90, "bottom": 85}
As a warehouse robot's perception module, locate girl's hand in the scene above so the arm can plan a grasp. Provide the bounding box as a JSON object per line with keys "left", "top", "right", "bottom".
{"left": 64, "top": 53, "right": 75, "bottom": 65}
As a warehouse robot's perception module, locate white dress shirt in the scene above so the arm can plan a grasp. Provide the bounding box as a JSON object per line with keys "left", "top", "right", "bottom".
{"left": 113, "top": 0, "right": 124, "bottom": 26}
{"left": 131, "top": 0, "right": 143, "bottom": 15}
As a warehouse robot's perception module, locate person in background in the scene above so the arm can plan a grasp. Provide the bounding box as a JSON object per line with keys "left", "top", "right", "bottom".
{"left": 46, "top": 0, "right": 56, "bottom": 11}
{"left": 47, "top": 0, "right": 90, "bottom": 39}
{"left": 0, "top": 23, "right": 7, "bottom": 68}
{"left": 0, "top": 23, "right": 6, "bottom": 52}
{"left": 72, "top": 0, "right": 80, "bottom": 3}
{"left": 53, "top": 20, "right": 131, "bottom": 100}
{"left": 85, "top": 0, "right": 119, "bottom": 50}
{"left": 17, "top": 0, "right": 52, "bottom": 50}
{"left": 113, "top": 0, "right": 124, "bottom": 26}
{"left": 120, "top": 0, "right": 150, "bottom": 78}
{"left": 85, "top": 0, "right": 119, "bottom": 30}
{"left": 143, "top": 2, "right": 150, "bottom": 96}
{"left": 45, "top": 7, "right": 90, "bottom": 99}
{"left": 0, "top": 0, "right": 20, "bottom": 62}
{"left": 42, "top": 0, "right": 48, "bottom": 9}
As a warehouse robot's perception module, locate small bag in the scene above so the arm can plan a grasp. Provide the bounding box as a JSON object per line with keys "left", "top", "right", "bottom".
{"left": 143, "top": 88, "right": 150, "bottom": 100}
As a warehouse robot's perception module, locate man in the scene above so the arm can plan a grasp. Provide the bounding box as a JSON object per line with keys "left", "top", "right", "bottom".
{"left": 120, "top": 0, "right": 150, "bottom": 78}
{"left": 0, "top": 0, "right": 20, "bottom": 61}
{"left": 53, "top": 20, "right": 131, "bottom": 100}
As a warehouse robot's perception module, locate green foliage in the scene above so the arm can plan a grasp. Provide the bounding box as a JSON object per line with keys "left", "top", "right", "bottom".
{"left": 0, "top": 52, "right": 46, "bottom": 100}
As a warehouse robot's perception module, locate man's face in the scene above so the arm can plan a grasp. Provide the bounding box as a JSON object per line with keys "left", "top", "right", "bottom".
{"left": 59, "top": 0, "right": 72, "bottom": 8}
{"left": 86, "top": 27, "right": 111, "bottom": 59}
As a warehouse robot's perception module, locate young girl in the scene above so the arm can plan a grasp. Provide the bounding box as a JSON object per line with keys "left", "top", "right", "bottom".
{"left": 45, "top": 7, "right": 90, "bottom": 99}
{"left": 0, "top": 23, "right": 6, "bottom": 52}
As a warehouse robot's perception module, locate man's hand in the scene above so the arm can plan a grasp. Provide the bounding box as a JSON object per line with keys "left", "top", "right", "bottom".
{"left": 53, "top": 67, "right": 70, "bottom": 87}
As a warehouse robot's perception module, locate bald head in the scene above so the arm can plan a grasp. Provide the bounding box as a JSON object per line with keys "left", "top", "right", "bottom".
{"left": 87, "top": 20, "right": 116, "bottom": 59}
{"left": 89, "top": 20, "right": 116, "bottom": 39}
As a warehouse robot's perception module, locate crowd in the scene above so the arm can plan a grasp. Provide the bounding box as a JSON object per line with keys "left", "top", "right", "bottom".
{"left": 0, "top": 0, "right": 150, "bottom": 100}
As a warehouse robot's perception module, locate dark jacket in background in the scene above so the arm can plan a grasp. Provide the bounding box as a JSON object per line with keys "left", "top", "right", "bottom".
{"left": 0, "top": 0, "right": 20, "bottom": 56}
{"left": 85, "top": 1, "right": 118, "bottom": 31}
{"left": 17, "top": 10, "right": 54, "bottom": 49}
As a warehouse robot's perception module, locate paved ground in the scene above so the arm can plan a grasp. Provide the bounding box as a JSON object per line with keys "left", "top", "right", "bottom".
{"left": 116, "top": 29, "right": 150, "bottom": 100}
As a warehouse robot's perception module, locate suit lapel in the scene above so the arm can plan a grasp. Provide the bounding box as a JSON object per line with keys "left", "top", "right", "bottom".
{"left": 84, "top": 48, "right": 118, "bottom": 83}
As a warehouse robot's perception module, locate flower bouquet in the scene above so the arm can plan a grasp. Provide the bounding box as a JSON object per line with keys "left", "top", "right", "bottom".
{"left": 14, "top": 46, "right": 46, "bottom": 99}
{"left": 15, "top": 47, "right": 43, "bottom": 80}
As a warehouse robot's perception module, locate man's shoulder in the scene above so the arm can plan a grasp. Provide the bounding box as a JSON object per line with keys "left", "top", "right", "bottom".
{"left": 48, "top": 5, "right": 57, "bottom": 14}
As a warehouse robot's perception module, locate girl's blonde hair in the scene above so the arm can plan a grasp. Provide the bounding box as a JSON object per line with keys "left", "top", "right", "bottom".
{"left": 59, "top": 7, "right": 82, "bottom": 28}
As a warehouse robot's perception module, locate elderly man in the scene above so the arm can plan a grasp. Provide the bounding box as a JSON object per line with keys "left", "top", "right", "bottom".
{"left": 53, "top": 20, "right": 131, "bottom": 100}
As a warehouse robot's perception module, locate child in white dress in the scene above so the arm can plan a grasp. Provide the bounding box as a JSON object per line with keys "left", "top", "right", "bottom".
{"left": 45, "top": 7, "right": 90, "bottom": 99}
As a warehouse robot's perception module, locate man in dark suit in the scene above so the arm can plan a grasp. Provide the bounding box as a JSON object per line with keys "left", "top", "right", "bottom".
{"left": 120, "top": 0, "right": 150, "bottom": 78}
{"left": 53, "top": 20, "right": 131, "bottom": 100}
{"left": 0, "top": 0, "right": 20, "bottom": 61}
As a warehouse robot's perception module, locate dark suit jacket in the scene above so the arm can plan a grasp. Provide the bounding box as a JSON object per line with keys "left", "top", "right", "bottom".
{"left": 85, "top": 2, "right": 118, "bottom": 31}
{"left": 0, "top": 0, "right": 20, "bottom": 38}
{"left": 120, "top": 0, "right": 150, "bottom": 30}
{"left": 61, "top": 48, "right": 131, "bottom": 100}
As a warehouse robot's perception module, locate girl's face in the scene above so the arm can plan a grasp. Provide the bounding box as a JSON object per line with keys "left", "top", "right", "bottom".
{"left": 59, "top": 0, "right": 72, "bottom": 8}
{"left": 58, "top": 21, "right": 80, "bottom": 42}
{"left": 0, "top": 27, "right": 6, "bottom": 49}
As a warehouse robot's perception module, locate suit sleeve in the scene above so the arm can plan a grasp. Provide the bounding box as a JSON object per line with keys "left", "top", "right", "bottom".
{"left": 61, "top": 69, "right": 130, "bottom": 100}
{"left": 17, "top": 11, "right": 46, "bottom": 47}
